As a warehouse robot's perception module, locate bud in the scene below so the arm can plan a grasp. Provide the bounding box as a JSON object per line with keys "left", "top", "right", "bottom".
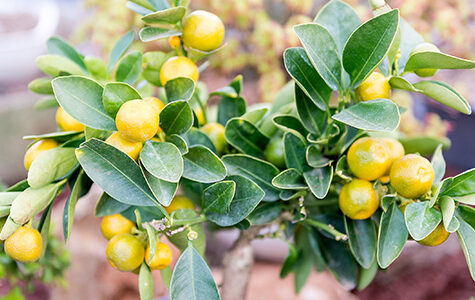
{"left": 187, "top": 229, "right": 198, "bottom": 240}
{"left": 168, "top": 36, "right": 181, "bottom": 49}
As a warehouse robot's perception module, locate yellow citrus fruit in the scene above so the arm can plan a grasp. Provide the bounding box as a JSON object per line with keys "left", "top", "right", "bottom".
{"left": 144, "top": 97, "right": 165, "bottom": 134}
{"left": 100, "top": 214, "right": 135, "bottom": 240}
{"left": 195, "top": 107, "right": 206, "bottom": 125}
{"left": 165, "top": 196, "right": 195, "bottom": 214}
{"left": 160, "top": 56, "right": 199, "bottom": 86}
{"left": 347, "top": 137, "right": 391, "bottom": 181}
{"left": 411, "top": 42, "right": 440, "bottom": 77}
{"left": 105, "top": 132, "right": 143, "bottom": 161}
{"left": 115, "top": 99, "right": 159, "bottom": 142}
{"left": 56, "top": 107, "right": 86, "bottom": 132}
{"left": 390, "top": 154, "right": 435, "bottom": 199}
{"left": 182, "top": 10, "right": 225, "bottom": 52}
{"left": 168, "top": 36, "right": 181, "bottom": 48}
{"left": 355, "top": 72, "right": 391, "bottom": 101}
{"left": 4, "top": 226, "right": 42, "bottom": 263}
{"left": 339, "top": 179, "right": 379, "bottom": 220}
{"left": 24, "top": 139, "right": 58, "bottom": 170}
{"left": 106, "top": 233, "right": 145, "bottom": 272}
{"left": 381, "top": 138, "right": 405, "bottom": 175}
{"left": 145, "top": 242, "right": 173, "bottom": 270}
{"left": 200, "top": 122, "right": 227, "bottom": 154}
{"left": 417, "top": 222, "right": 449, "bottom": 246}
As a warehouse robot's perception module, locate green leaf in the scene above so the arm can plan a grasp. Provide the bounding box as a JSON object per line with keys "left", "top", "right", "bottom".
{"left": 103, "top": 82, "right": 142, "bottom": 118}
{"left": 388, "top": 76, "right": 422, "bottom": 92}
{"left": 161, "top": 267, "right": 173, "bottom": 289}
{"left": 456, "top": 206, "right": 475, "bottom": 281}
{"left": 95, "top": 193, "right": 130, "bottom": 217}
{"left": 147, "top": 0, "right": 170, "bottom": 10}
{"left": 126, "top": 1, "right": 154, "bottom": 15}
{"left": 142, "top": 168, "right": 178, "bottom": 207}
{"left": 85, "top": 56, "right": 107, "bottom": 80}
{"left": 115, "top": 51, "right": 142, "bottom": 85}
{"left": 272, "top": 114, "right": 307, "bottom": 137}
{"left": 332, "top": 99, "right": 400, "bottom": 132}
{"left": 181, "top": 128, "right": 217, "bottom": 154}
{"left": 272, "top": 169, "right": 306, "bottom": 190}
{"left": 283, "top": 47, "right": 331, "bottom": 110}
{"left": 170, "top": 246, "right": 220, "bottom": 300}
{"left": 357, "top": 259, "right": 378, "bottom": 291}
{"left": 241, "top": 107, "right": 268, "bottom": 124}
{"left": 34, "top": 97, "right": 59, "bottom": 110}
{"left": 38, "top": 203, "right": 53, "bottom": 257}
{"left": 165, "top": 77, "right": 195, "bottom": 102}
{"left": 217, "top": 96, "right": 246, "bottom": 126}
{"left": 399, "top": 135, "right": 451, "bottom": 156}
{"left": 377, "top": 202, "right": 408, "bottom": 268}
{"left": 413, "top": 80, "right": 471, "bottom": 115}
{"left": 63, "top": 170, "right": 92, "bottom": 242}
{"left": 405, "top": 202, "right": 442, "bottom": 240}
{"left": 335, "top": 155, "right": 352, "bottom": 180}
{"left": 303, "top": 165, "right": 333, "bottom": 199}
{"left": 283, "top": 131, "right": 307, "bottom": 173}
{"left": 294, "top": 23, "right": 342, "bottom": 90}
{"left": 139, "top": 263, "right": 154, "bottom": 300}
{"left": 294, "top": 85, "right": 327, "bottom": 135}
{"left": 206, "top": 175, "right": 264, "bottom": 226}
{"left": 182, "top": 146, "right": 226, "bottom": 183}
{"left": 52, "top": 76, "right": 116, "bottom": 130}
{"left": 144, "top": 223, "right": 158, "bottom": 265}
{"left": 431, "top": 144, "right": 446, "bottom": 186}
{"left": 160, "top": 100, "right": 193, "bottom": 135}
{"left": 28, "top": 77, "right": 54, "bottom": 95}
{"left": 140, "top": 141, "right": 183, "bottom": 182}
{"left": 222, "top": 154, "right": 280, "bottom": 202}
{"left": 440, "top": 196, "right": 460, "bottom": 233}
{"left": 203, "top": 181, "right": 235, "bottom": 214}
{"left": 343, "top": 9, "right": 399, "bottom": 88}
{"left": 224, "top": 118, "right": 269, "bottom": 158}
{"left": 314, "top": 0, "right": 361, "bottom": 53}
{"left": 166, "top": 134, "right": 188, "bottom": 155}
{"left": 306, "top": 145, "right": 331, "bottom": 168}
{"left": 397, "top": 18, "right": 424, "bottom": 70}
{"left": 28, "top": 147, "right": 78, "bottom": 188}
{"left": 23, "top": 131, "right": 81, "bottom": 142}
{"left": 0, "top": 192, "right": 20, "bottom": 206}
{"left": 441, "top": 169, "right": 475, "bottom": 197}
{"left": 321, "top": 235, "right": 358, "bottom": 290}
{"left": 294, "top": 252, "right": 312, "bottom": 293}
{"left": 405, "top": 51, "right": 475, "bottom": 72}
{"left": 76, "top": 139, "right": 162, "bottom": 209}
{"left": 167, "top": 209, "right": 206, "bottom": 257}
{"left": 345, "top": 217, "right": 377, "bottom": 268}
{"left": 248, "top": 202, "right": 282, "bottom": 225}
{"left": 141, "top": 6, "right": 186, "bottom": 24}
{"left": 143, "top": 51, "right": 175, "bottom": 86}
{"left": 279, "top": 243, "right": 298, "bottom": 278}
{"left": 36, "top": 55, "right": 87, "bottom": 76}
{"left": 47, "top": 36, "right": 87, "bottom": 71}
{"left": 108, "top": 30, "right": 135, "bottom": 73}
{"left": 139, "top": 27, "right": 181, "bottom": 42}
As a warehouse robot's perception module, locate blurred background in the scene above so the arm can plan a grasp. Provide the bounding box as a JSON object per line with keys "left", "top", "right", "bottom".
{"left": 0, "top": 0, "right": 474, "bottom": 299}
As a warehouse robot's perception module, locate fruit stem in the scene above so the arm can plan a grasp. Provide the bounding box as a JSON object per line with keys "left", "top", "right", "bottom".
{"left": 169, "top": 214, "right": 207, "bottom": 228}
{"left": 304, "top": 219, "right": 348, "bottom": 241}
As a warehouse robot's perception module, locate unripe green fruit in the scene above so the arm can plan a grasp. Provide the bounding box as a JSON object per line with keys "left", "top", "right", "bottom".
{"left": 411, "top": 42, "right": 440, "bottom": 77}
{"left": 264, "top": 136, "right": 285, "bottom": 169}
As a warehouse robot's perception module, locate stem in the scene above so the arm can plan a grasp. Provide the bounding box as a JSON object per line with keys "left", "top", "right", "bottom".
{"left": 304, "top": 199, "right": 339, "bottom": 207}
{"left": 169, "top": 214, "right": 207, "bottom": 228}
{"left": 304, "top": 219, "right": 347, "bottom": 241}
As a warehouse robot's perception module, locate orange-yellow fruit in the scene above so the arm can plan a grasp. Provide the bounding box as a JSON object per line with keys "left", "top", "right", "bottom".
{"left": 355, "top": 72, "right": 391, "bottom": 101}
{"left": 160, "top": 56, "right": 199, "bottom": 86}
{"left": 115, "top": 99, "right": 159, "bottom": 142}
{"left": 390, "top": 154, "right": 435, "bottom": 199}
{"left": 381, "top": 138, "right": 405, "bottom": 175}
{"left": 56, "top": 107, "right": 85, "bottom": 132}
{"left": 165, "top": 196, "right": 195, "bottom": 214}
{"left": 347, "top": 137, "right": 391, "bottom": 181}
{"left": 144, "top": 97, "right": 165, "bottom": 134}
{"left": 339, "top": 179, "right": 379, "bottom": 220}
{"left": 200, "top": 122, "right": 227, "bottom": 154}
{"left": 182, "top": 10, "right": 225, "bottom": 52}
{"left": 411, "top": 43, "right": 440, "bottom": 77}
{"left": 105, "top": 132, "right": 143, "bottom": 161}
{"left": 168, "top": 36, "right": 181, "bottom": 48}
{"left": 106, "top": 233, "right": 145, "bottom": 272}
{"left": 417, "top": 222, "right": 449, "bottom": 246}
{"left": 4, "top": 226, "right": 42, "bottom": 263}
{"left": 100, "top": 213, "right": 135, "bottom": 240}
{"left": 145, "top": 242, "right": 173, "bottom": 270}
{"left": 24, "top": 139, "right": 58, "bottom": 170}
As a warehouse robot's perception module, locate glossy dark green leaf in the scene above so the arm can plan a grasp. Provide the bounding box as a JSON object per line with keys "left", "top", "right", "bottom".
{"left": 345, "top": 217, "right": 377, "bottom": 268}
{"left": 203, "top": 181, "right": 235, "bottom": 214}
{"left": 141, "top": 6, "right": 186, "bottom": 24}
{"left": 47, "top": 36, "right": 87, "bottom": 71}
{"left": 303, "top": 165, "right": 333, "bottom": 199}
{"left": 357, "top": 259, "right": 378, "bottom": 291}
{"left": 440, "top": 196, "right": 459, "bottom": 233}
{"left": 222, "top": 154, "right": 280, "bottom": 202}
{"left": 321, "top": 235, "right": 358, "bottom": 290}
{"left": 405, "top": 202, "right": 441, "bottom": 240}
{"left": 283, "top": 47, "right": 331, "bottom": 110}
{"left": 225, "top": 118, "right": 269, "bottom": 158}
{"left": 343, "top": 10, "right": 399, "bottom": 88}
{"left": 94, "top": 193, "right": 130, "bottom": 217}
{"left": 63, "top": 171, "right": 92, "bottom": 242}
{"left": 170, "top": 246, "right": 219, "bottom": 300}
{"left": 272, "top": 114, "right": 307, "bottom": 137}
{"left": 248, "top": 202, "right": 282, "bottom": 225}
{"left": 431, "top": 144, "right": 446, "bottom": 186}
{"left": 182, "top": 146, "right": 226, "bottom": 183}
{"left": 28, "top": 147, "right": 78, "bottom": 188}
{"left": 295, "top": 85, "right": 327, "bottom": 136}
{"left": 52, "top": 76, "right": 116, "bottom": 130}
{"left": 441, "top": 169, "right": 475, "bottom": 197}
{"left": 142, "top": 168, "right": 178, "bottom": 207}
{"left": 279, "top": 243, "right": 298, "bottom": 278}
{"left": 332, "top": 99, "right": 400, "bottom": 132}
{"left": 181, "top": 128, "right": 217, "bottom": 154}
{"left": 306, "top": 145, "right": 331, "bottom": 168}
{"left": 272, "top": 169, "right": 306, "bottom": 190}
{"left": 139, "top": 263, "right": 154, "bottom": 300}
{"left": 294, "top": 251, "right": 312, "bottom": 293}
{"left": 108, "top": 30, "right": 134, "bottom": 73}
{"left": 166, "top": 134, "right": 188, "bottom": 155}
{"left": 294, "top": 23, "right": 342, "bottom": 90}
{"left": 140, "top": 141, "right": 183, "bottom": 182}
{"left": 377, "top": 202, "right": 407, "bottom": 268}
{"left": 28, "top": 77, "right": 54, "bottom": 94}
{"left": 217, "top": 96, "right": 246, "bottom": 126}
{"left": 36, "top": 55, "right": 88, "bottom": 76}
{"left": 388, "top": 76, "right": 422, "bottom": 92}
{"left": 165, "top": 77, "right": 195, "bottom": 102}
{"left": 413, "top": 81, "right": 471, "bottom": 115}
{"left": 115, "top": 51, "right": 142, "bottom": 85}
{"left": 283, "top": 131, "right": 307, "bottom": 173}
{"left": 160, "top": 100, "right": 193, "bottom": 135}
{"left": 206, "top": 175, "right": 264, "bottom": 226}
{"left": 102, "top": 82, "right": 142, "bottom": 118}
{"left": 139, "top": 27, "right": 181, "bottom": 42}
{"left": 405, "top": 51, "right": 475, "bottom": 72}
{"left": 456, "top": 206, "right": 475, "bottom": 281}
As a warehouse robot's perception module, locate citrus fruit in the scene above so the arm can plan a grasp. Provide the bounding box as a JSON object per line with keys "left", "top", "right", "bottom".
{"left": 144, "top": 97, "right": 165, "bottom": 134}
{"left": 56, "top": 107, "right": 86, "bottom": 132}
{"left": 381, "top": 137, "right": 405, "bottom": 174}
{"left": 100, "top": 213, "right": 135, "bottom": 240}
{"left": 145, "top": 242, "right": 173, "bottom": 270}
{"left": 411, "top": 42, "right": 440, "bottom": 77}
{"left": 355, "top": 72, "right": 391, "bottom": 101}
{"left": 165, "top": 196, "right": 195, "bottom": 214}
{"left": 339, "top": 179, "right": 379, "bottom": 220}
{"left": 24, "top": 139, "right": 58, "bottom": 170}
{"left": 417, "top": 222, "right": 449, "bottom": 246}
{"left": 182, "top": 10, "right": 224, "bottom": 52}
{"left": 106, "top": 233, "right": 145, "bottom": 272}
{"left": 4, "top": 226, "right": 42, "bottom": 263}
{"left": 168, "top": 36, "right": 181, "bottom": 48}
{"left": 160, "top": 56, "right": 199, "bottom": 86}
{"left": 195, "top": 107, "right": 206, "bottom": 125}
{"left": 347, "top": 137, "right": 391, "bottom": 181}
{"left": 200, "top": 122, "right": 227, "bottom": 154}
{"left": 264, "top": 136, "right": 285, "bottom": 169}
{"left": 115, "top": 99, "right": 159, "bottom": 142}
{"left": 105, "top": 132, "right": 143, "bottom": 161}
{"left": 390, "top": 154, "right": 435, "bottom": 199}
